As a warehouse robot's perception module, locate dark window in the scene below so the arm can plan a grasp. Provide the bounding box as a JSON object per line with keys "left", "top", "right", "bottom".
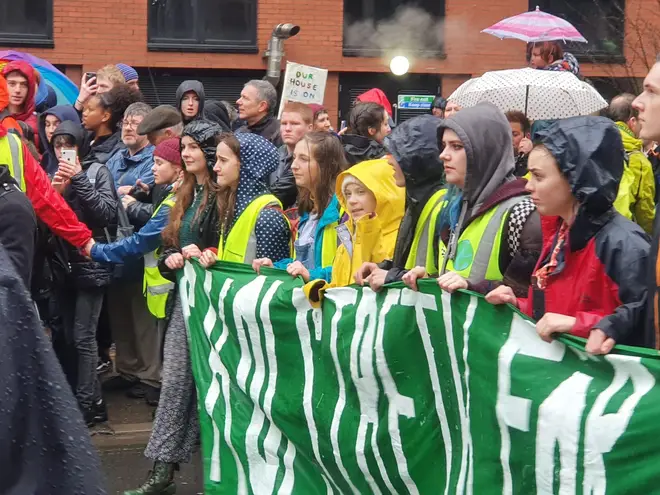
{"left": 533, "top": 0, "right": 625, "bottom": 62}
{"left": 148, "top": 0, "right": 258, "bottom": 53}
{"left": 0, "top": 0, "right": 53, "bottom": 47}
{"left": 343, "top": 0, "right": 446, "bottom": 57}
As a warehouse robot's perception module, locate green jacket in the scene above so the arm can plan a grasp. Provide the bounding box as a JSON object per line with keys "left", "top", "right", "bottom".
{"left": 613, "top": 122, "right": 656, "bottom": 234}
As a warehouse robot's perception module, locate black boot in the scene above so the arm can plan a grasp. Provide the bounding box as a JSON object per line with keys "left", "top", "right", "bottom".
{"left": 81, "top": 407, "right": 96, "bottom": 428}
{"left": 93, "top": 398, "right": 108, "bottom": 424}
{"left": 123, "top": 461, "right": 178, "bottom": 495}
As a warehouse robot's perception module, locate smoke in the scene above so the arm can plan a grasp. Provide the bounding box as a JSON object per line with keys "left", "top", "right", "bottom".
{"left": 344, "top": 6, "right": 445, "bottom": 57}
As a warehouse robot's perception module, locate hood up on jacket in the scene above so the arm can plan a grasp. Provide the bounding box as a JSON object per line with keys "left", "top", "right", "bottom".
{"left": 439, "top": 102, "right": 515, "bottom": 215}
{"left": 615, "top": 121, "right": 644, "bottom": 152}
{"left": 181, "top": 119, "right": 222, "bottom": 173}
{"left": 385, "top": 114, "right": 444, "bottom": 203}
{"left": 38, "top": 105, "right": 81, "bottom": 175}
{"left": 230, "top": 133, "right": 279, "bottom": 225}
{"left": 176, "top": 80, "right": 206, "bottom": 123}
{"left": 535, "top": 116, "right": 624, "bottom": 250}
{"left": 1, "top": 61, "right": 37, "bottom": 124}
{"left": 204, "top": 100, "right": 231, "bottom": 131}
{"left": 336, "top": 158, "right": 405, "bottom": 246}
{"left": 50, "top": 120, "right": 89, "bottom": 164}
{"left": 0, "top": 74, "right": 21, "bottom": 137}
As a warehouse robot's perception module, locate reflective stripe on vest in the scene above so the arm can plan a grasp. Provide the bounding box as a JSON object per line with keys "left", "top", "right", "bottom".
{"left": 0, "top": 133, "right": 25, "bottom": 191}
{"left": 404, "top": 188, "right": 447, "bottom": 273}
{"left": 218, "top": 194, "right": 283, "bottom": 264}
{"left": 441, "top": 196, "right": 524, "bottom": 284}
{"left": 143, "top": 193, "right": 176, "bottom": 319}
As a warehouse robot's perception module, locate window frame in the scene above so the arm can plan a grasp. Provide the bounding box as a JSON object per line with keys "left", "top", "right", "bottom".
{"left": 147, "top": 0, "right": 259, "bottom": 54}
{"left": 0, "top": 0, "right": 54, "bottom": 48}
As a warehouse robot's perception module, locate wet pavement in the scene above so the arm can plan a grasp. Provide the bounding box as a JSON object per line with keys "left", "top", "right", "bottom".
{"left": 94, "top": 381, "right": 204, "bottom": 494}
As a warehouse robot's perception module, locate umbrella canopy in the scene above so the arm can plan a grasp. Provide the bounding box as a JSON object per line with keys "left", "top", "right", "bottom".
{"left": 0, "top": 50, "right": 78, "bottom": 106}
{"left": 448, "top": 68, "right": 606, "bottom": 120}
{"left": 482, "top": 6, "right": 587, "bottom": 43}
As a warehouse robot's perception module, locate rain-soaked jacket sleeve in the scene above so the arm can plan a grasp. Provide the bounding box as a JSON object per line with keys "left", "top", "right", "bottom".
{"left": 22, "top": 144, "right": 92, "bottom": 247}
{"left": 69, "top": 165, "right": 118, "bottom": 229}
{"left": 0, "top": 245, "right": 106, "bottom": 494}
{"left": 631, "top": 152, "right": 656, "bottom": 235}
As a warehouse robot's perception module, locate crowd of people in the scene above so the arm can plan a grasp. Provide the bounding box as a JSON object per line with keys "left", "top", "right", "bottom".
{"left": 3, "top": 40, "right": 660, "bottom": 493}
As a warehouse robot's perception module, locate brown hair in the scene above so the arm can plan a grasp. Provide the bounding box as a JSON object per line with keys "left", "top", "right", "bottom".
{"left": 348, "top": 102, "right": 386, "bottom": 138}
{"left": 297, "top": 132, "right": 348, "bottom": 217}
{"left": 97, "top": 64, "right": 126, "bottom": 86}
{"left": 215, "top": 132, "right": 240, "bottom": 234}
{"left": 161, "top": 140, "right": 216, "bottom": 248}
{"left": 281, "top": 102, "right": 313, "bottom": 125}
{"left": 505, "top": 110, "right": 531, "bottom": 134}
{"left": 528, "top": 41, "right": 564, "bottom": 65}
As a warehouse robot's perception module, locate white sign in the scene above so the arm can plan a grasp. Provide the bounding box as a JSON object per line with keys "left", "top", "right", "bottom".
{"left": 278, "top": 62, "right": 328, "bottom": 118}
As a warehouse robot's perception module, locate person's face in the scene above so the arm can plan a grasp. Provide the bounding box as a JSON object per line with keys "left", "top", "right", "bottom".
{"left": 6, "top": 72, "right": 28, "bottom": 108}
{"left": 44, "top": 114, "right": 61, "bottom": 143}
{"left": 281, "top": 112, "right": 311, "bottom": 147}
{"left": 440, "top": 129, "right": 467, "bottom": 188}
{"left": 526, "top": 147, "right": 574, "bottom": 217}
{"left": 444, "top": 102, "right": 461, "bottom": 118}
{"left": 633, "top": 64, "right": 660, "bottom": 141}
{"left": 96, "top": 77, "right": 114, "bottom": 94}
{"left": 387, "top": 154, "right": 405, "bottom": 188}
{"left": 152, "top": 156, "right": 180, "bottom": 185}
{"left": 214, "top": 142, "right": 241, "bottom": 188}
{"left": 82, "top": 97, "right": 110, "bottom": 131}
{"left": 180, "top": 136, "right": 208, "bottom": 176}
{"left": 54, "top": 142, "right": 78, "bottom": 161}
{"left": 370, "top": 113, "right": 391, "bottom": 144}
{"left": 236, "top": 85, "right": 265, "bottom": 121}
{"left": 432, "top": 107, "right": 444, "bottom": 118}
{"left": 344, "top": 181, "right": 377, "bottom": 221}
{"left": 121, "top": 114, "right": 147, "bottom": 149}
{"left": 181, "top": 92, "right": 200, "bottom": 119}
{"left": 510, "top": 122, "right": 525, "bottom": 152}
{"left": 291, "top": 139, "right": 319, "bottom": 190}
{"left": 314, "top": 112, "right": 332, "bottom": 132}
{"left": 530, "top": 47, "right": 546, "bottom": 69}
{"left": 127, "top": 79, "right": 140, "bottom": 91}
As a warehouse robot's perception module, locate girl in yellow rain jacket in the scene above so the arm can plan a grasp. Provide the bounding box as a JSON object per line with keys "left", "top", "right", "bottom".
{"left": 305, "top": 158, "right": 405, "bottom": 304}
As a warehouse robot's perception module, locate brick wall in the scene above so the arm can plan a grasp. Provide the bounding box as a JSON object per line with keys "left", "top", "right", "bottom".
{"left": 3, "top": 0, "right": 659, "bottom": 121}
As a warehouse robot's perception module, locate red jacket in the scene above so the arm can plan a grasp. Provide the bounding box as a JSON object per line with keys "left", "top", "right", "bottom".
{"left": 519, "top": 117, "right": 651, "bottom": 348}
{"left": 0, "top": 123, "right": 91, "bottom": 248}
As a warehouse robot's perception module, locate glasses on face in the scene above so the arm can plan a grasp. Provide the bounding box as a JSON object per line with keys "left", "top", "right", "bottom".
{"left": 121, "top": 119, "right": 141, "bottom": 130}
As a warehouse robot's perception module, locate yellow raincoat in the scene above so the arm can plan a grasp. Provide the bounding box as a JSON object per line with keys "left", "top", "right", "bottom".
{"left": 613, "top": 122, "right": 656, "bottom": 234}
{"left": 304, "top": 159, "right": 405, "bottom": 305}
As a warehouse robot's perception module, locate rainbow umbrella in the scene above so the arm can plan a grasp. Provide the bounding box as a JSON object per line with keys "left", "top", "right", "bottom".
{"left": 0, "top": 50, "right": 78, "bottom": 106}
{"left": 482, "top": 6, "right": 588, "bottom": 43}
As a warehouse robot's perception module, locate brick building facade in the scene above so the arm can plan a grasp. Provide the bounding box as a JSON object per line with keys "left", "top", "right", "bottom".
{"left": 0, "top": 0, "right": 657, "bottom": 124}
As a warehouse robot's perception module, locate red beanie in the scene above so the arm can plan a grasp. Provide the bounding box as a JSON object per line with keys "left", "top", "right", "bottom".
{"left": 154, "top": 138, "right": 181, "bottom": 167}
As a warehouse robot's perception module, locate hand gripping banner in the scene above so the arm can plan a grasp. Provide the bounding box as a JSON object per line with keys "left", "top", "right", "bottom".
{"left": 179, "top": 260, "right": 660, "bottom": 494}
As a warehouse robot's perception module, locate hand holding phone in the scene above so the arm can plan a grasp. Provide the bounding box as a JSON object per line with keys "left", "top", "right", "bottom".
{"left": 61, "top": 148, "right": 77, "bottom": 165}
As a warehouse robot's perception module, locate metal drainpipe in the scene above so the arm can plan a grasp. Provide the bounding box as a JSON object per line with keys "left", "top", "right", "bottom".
{"left": 264, "top": 23, "right": 301, "bottom": 87}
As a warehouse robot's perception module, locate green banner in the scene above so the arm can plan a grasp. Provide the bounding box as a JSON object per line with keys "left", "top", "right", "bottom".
{"left": 180, "top": 260, "right": 660, "bottom": 494}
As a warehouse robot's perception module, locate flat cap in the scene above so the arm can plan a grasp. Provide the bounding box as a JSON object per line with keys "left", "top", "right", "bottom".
{"left": 137, "top": 105, "right": 182, "bottom": 135}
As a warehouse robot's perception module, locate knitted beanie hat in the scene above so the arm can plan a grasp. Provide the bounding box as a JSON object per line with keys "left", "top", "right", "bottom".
{"left": 341, "top": 174, "right": 363, "bottom": 197}
{"left": 116, "top": 63, "right": 138, "bottom": 82}
{"left": 154, "top": 138, "right": 182, "bottom": 167}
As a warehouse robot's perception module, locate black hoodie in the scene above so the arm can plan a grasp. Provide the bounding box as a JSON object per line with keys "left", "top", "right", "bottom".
{"left": 381, "top": 115, "right": 445, "bottom": 282}
{"left": 51, "top": 121, "right": 118, "bottom": 288}
{"left": 176, "top": 80, "right": 206, "bottom": 124}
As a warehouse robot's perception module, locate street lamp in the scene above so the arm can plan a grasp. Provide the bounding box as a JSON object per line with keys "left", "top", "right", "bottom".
{"left": 390, "top": 56, "right": 410, "bottom": 76}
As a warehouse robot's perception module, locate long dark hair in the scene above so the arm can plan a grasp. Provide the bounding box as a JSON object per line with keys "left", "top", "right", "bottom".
{"left": 215, "top": 132, "right": 240, "bottom": 234}
{"left": 348, "top": 102, "right": 386, "bottom": 138}
{"left": 297, "top": 132, "right": 347, "bottom": 217}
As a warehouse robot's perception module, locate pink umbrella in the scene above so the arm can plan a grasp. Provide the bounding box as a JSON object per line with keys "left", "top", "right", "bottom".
{"left": 481, "top": 6, "right": 588, "bottom": 43}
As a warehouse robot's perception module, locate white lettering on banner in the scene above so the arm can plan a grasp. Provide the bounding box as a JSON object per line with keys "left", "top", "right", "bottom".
{"left": 496, "top": 314, "right": 566, "bottom": 495}
{"left": 400, "top": 289, "right": 453, "bottom": 495}
{"left": 351, "top": 288, "right": 391, "bottom": 494}
{"left": 461, "top": 297, "right": 478, "bottom": 495}
{"left": 292, "top": 289, "right": 336, "bottom": 493}
{"left": 583, "top": 355, "right": 655, "bottom": 495}
{"left": 535, "top": 372, "right": 593, "bottom": 494}
{"left": 324, "top": 289, "right": 361, "bottom": 495}
{"left": 375, "top": 290, "right": 419, "bottom": 495}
